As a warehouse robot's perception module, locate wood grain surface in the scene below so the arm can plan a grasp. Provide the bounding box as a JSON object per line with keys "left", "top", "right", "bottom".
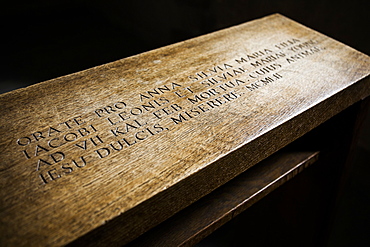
{"left": 0, "top": 14, "right": 369, "bottom": 246}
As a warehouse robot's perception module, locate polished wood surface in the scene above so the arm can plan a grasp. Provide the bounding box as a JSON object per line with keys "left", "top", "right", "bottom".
{"left": 0, "top": 14, "right": 369, "bottom": 246}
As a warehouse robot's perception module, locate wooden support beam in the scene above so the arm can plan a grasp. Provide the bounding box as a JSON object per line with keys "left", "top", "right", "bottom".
{"left": 128, "top": 151, "right": 319, "bottom": 247}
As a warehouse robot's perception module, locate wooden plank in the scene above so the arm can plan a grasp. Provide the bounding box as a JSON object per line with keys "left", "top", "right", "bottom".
{"left": 0, "top": 13, "right": 369, "bottom": 246}
{"left": 128, "top": 151, "right": 319, "bottom": 247}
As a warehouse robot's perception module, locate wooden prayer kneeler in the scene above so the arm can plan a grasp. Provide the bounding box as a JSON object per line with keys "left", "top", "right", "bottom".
{"left": 0, "top": 14, "right": 369, "bottom": 246}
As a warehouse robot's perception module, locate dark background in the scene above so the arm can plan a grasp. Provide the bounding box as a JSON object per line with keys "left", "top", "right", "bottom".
{"left": 1, "top": 0, "right": 369, "bottom": 92}
{"left": 1, "top": 1, "right": 369, "bottom": 246}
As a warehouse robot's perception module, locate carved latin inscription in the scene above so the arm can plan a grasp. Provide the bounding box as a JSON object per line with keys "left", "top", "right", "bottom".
{"left": 8, "top": 37, "right": 327, "bottom": 185}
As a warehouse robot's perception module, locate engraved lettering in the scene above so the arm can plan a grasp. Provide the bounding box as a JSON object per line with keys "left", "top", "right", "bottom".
{"left": 73, "top": 116, "right": 86, "bottom": 126}
{"left": 64, "top": 133, "right": 78, "bottom": 142}
{"left": 17, "top": 137, "right": 31, "bottom": 146}
{"left": 187, "top": 88, "right": 223, "bottom": 104}
{"left": 153, "top": 123, "right": 168, "bottom": 132}
{"left": 72, "top": 156, "right": 86, "bottom": 168}
{"left": 75, "top": 136, "right": 103, "bottom": 150}
{"left": 47, "top": 127, "right": 61, "bottom": 136}
{"left": 110, "top": 120, "right": 147, "bottom": 137}
{"left": 174, "top": 90, "right": 186, "bottom": 98}
{"left": 110, "top": 127, "right": 126, "bottom": 137}
{"left": 60, "top": 120, "right": 73, "bottom": 129}
{"left": 201, "top": 78, "right": 221, "bottom": 87}
{"left": 22, "top": 150, "right": 31, "bottom": 159}
{"left": 171, "top": 91, "right": 240, "bottom": 124}
{"left": 130, "top": 107, "right": 143, "bottom": 115}
{"left": 62, "top": 163, "right": 73, "bottom": 174}
{"left": 104, "top": 105, "right": 116, "bottom": 114}
{"left": 222, "top": 91, "right": 240, "bottom": 101}
{"left": 122, "top": 137, "right": 137, "bottom": 146}
{"left": 274, "top": 38, "right": 300, "bottom": 49}
{"left": 78, "top": 128, "right": 90, "bottom": 137}
{"left": 90, "top": 135, "right": 103, "bottom": 146}
{"left": 135, "top": 130, "right": 147, "bottom": 140}
{"left": 114, "top": 102, "right": 126, "bottom": 109}
{"left": 36, "top": 159, "right": 53, "bottom": 171}
{"left": 286, "top": 46, "right": 322, "bottom": 63}
{"left": 50, "top": 152, "right": 65, "bottom": 163}
{"left": 48, "top": 138, "right": 62, "bottom": 148}
{"left": 39, "top": 173, "right": 48, "bottom": 184}
{"left": 236, "top": 49, "right": 273, "bottom": 64}
{"left": 35, "top": 145, "right": 49, "bottom": 156}
{"left": 157, "top": 85, "right": 171, "bottom": 94}
{"left": 40, "top": 156, "right": 88, "bottom": 184}
{"left": 48, "top": 168, "right": 61, "bottom": 180}
{"left": 32, "top": 132, "right": 45, "bottom": 141}
{"left": 245, "top": 73, "right": 283, "bottom": 91}
{"left": 95, "top": 148, "right": 110, "bottom": 158}
{"left": 152, "top": 104, "right": 183, "bottom": 119}
{"left": 246, "top": 82, "right": 261, "bottom": 91}
{"left": 171, "top": 113, "right": 188, "bottom": 124}
{"left": 260, "top": 76, "right": 275, "bottom": 85}
{"left": 250, "top": 52, "right": 285, "bottom": 68}
{"left": 235, "top": 57, "right": 248, "bottom": 64}
{"left": 110, "top": 140, "right": 124, "bottom": 151}
{"left": 75, "top": 140, "right": 87, "bottom": 150}
{"left": 139, "top": 83, "right": 182, "bottom": 101}
{"left": 95, "top": 102, "right": 126, "bottom": 117}
{"left": 188, "top": 95, "right": 203, "bottom": 104}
